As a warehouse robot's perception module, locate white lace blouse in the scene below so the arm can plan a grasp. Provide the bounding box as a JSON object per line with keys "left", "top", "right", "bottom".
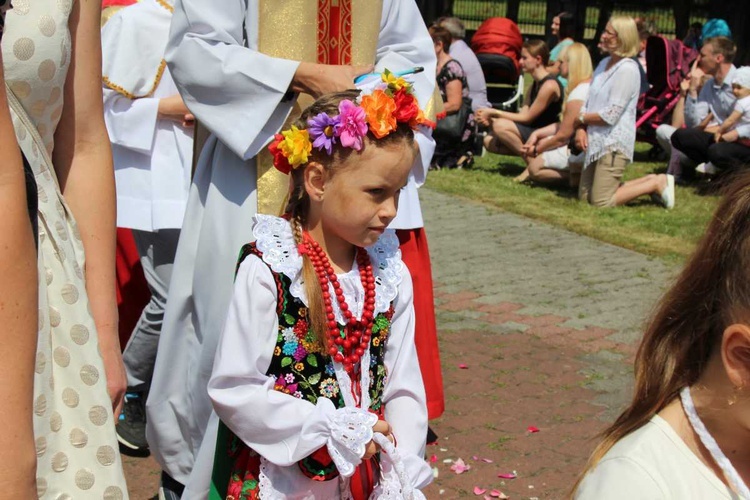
{"left": 582, "top": 57, "right": 641, "bottom": 166}
{"left": 207, "top": 215, "right": 432, "bottom": 499}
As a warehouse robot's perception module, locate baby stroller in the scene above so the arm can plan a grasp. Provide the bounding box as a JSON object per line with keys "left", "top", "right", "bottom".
{"left": 635, "top": 35, "right": 698, "bottom": 149}
{"left": 471, "top": 17, "right": 524, "bottom": 111}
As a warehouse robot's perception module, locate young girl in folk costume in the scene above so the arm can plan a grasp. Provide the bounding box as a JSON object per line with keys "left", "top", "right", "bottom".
{"left": 574, "top": 172, "right": 750, "bottom": 499}
{"left": 208, "top": 80, "right": 435, "bottom": 499}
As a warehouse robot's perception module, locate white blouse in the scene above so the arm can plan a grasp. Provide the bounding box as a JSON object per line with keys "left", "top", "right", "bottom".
{"left": 583, "top": 57, "right": 640, "bottom": 166}
{"left": 575, "top": 415, "right": 739, "bottom": 499}
{"left": 207, "top": 215, "right": 433, "bottom": 498}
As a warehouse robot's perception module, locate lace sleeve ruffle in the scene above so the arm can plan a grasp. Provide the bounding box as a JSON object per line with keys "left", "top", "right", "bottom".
{"left": 597, "top": 103, "right": 627, "bottom": 126}
{"left": 326, "top": 407, "right": 378, "bottom": 477}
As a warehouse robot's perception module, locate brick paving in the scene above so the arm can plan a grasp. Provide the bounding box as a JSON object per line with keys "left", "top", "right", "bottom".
{"left": 123, "top": 188, "right": 678, "bottom": 499}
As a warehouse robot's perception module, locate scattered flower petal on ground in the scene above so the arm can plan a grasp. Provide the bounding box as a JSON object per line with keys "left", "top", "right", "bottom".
{"left": 527, "top": 425, "right": 540, "bottom": 433}
{"left": 450, "top": 458, "right": 471, "bottom": 474}
{"left": 490, "top": 490, "right": 509, "bottom": 499}
{"left": 459, "top": 363, "right": 469, "bottom": 369}
{"left": 473, "top": 486, "right": 487, "bottom": 495}
{"left": 430, "top": 454, "right": 438, "bottom": 463}
{"left": 497, "top": 472, "right": 517, "bottom": 479}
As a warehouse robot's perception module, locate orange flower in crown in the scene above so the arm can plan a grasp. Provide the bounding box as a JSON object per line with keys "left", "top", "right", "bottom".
{"left": 360, "top": 89, "right": 398, "bottom": 139}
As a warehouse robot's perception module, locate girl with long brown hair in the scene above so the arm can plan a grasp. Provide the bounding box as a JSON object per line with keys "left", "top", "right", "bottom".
{"left": 203, "top": 87, "right": 434, "bottom": 499}
{"left": 574, "top": 172, "right": 750, "bottom": 498}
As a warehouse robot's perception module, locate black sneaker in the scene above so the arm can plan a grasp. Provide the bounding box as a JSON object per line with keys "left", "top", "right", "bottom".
{"left": 117, "top": 392, "right": 149, "bottom": 453}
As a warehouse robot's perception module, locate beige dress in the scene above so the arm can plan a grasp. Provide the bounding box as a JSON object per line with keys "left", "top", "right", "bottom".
{"left": 1, "top": 1, "right": 128, "bottom": 498}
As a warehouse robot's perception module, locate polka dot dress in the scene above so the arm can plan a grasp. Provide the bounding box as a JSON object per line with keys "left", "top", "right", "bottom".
{"left": 2, "top": 1, "right": 128, "bottom": 498}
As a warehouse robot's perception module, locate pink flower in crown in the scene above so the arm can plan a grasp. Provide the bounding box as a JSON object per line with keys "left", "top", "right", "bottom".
{"left": 335, "top": 99, "right": 368, "bottom": 151}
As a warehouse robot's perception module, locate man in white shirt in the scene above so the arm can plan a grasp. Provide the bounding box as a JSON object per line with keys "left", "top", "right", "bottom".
{"left": 437, "top": 16, "right": 492, "bottom": 111}
{"left": 671, "top": 37, "right": 750, "bottom": 171}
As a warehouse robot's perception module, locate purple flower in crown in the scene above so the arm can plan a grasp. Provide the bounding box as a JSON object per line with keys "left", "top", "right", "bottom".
{"left": 307, "top": 112, "right": 341, "bottom": 155}
{"left": 335, "top": 99, "right": 368, "bottom": 151}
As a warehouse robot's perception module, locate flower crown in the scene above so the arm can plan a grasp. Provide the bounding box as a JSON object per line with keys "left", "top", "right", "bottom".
{"left": 269, "top": 70, "right": 435, "bottom": 174}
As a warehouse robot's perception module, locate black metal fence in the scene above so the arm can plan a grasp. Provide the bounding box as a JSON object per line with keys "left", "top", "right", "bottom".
{"left": 450, "top": 0, "right": 709, "bottom": 41}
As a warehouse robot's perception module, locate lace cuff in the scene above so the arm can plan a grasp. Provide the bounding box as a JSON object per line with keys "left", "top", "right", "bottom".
{"left": 326, "top": 407, "right": 378, "bottom": 477}
{"left": 598, "top": 103, "right": 626, "bottom": 126}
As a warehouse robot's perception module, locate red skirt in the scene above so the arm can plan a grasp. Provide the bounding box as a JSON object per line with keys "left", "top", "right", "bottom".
{"left": 115, "top": 228, "right": 150, "bottom": 348}
{"left": 396, "top": 228, "right": 444, "bottom": 419}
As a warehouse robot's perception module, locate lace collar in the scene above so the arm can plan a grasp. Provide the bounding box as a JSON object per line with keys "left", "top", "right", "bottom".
{"left": 253, "top": 214, "right": 404, "bottom": 322}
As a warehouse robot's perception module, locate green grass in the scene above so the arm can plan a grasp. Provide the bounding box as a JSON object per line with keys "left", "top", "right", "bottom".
{"left": 425, "top": 143, "right": 719, "bottom": 263}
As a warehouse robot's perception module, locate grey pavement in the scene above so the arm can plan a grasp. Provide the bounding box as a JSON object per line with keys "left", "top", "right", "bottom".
{"left": 420, "top": 187, "right": 678, "bottom": 418}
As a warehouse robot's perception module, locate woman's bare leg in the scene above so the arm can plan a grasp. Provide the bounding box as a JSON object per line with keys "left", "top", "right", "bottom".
{"left": 614, "top": 173, "right": 667, "bottom": 206}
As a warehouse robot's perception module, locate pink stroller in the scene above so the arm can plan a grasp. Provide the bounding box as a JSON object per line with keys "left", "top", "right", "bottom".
{"left": 636, "top": 35, "right": 698, "bottom": 149}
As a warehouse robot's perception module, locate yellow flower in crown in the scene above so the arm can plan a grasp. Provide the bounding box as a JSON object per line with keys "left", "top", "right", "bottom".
{"left": 360, "top": 89, "right": 397, "bottom": 139}
{"left": 278, "top": 126, "right": 312, "bottom": 167}
{"left": 381, "top": 69, "right": 410, "bottom": 92}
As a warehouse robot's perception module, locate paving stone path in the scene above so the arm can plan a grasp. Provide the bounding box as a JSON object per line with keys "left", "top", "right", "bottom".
{"left": 420, "top": 188, "right": 676, "bottom": 498}
{"left": 122, "top": 187, "right": 679, "bottom": 499}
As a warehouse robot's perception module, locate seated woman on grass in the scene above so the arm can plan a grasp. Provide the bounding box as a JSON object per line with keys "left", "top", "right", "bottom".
{"left": 476, "top": 39, "right": 564, "bottom": 182}
{"left": 520, "top": 43, "right": 592, "bottom": 188}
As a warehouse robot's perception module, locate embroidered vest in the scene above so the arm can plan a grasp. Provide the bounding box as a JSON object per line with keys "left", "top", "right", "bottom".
{"left": 210, "top": 242, "right": 395, "bottom": 498}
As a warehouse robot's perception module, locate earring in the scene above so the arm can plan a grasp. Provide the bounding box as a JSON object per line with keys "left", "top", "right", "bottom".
{"left": 728, "top": 384, "right": 745, "bottom": 406}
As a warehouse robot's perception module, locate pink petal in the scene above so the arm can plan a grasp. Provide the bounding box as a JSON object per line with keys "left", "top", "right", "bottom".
{"left": 430, "top": 454, "right": 438, "bottom": 463}
{"left": 527, "top": 425, "right": 540, "bottom": 433}
{"left": 472, "top": 455, "right": 479, "bottom": 461}
{"left": 490, "top": 490, "right": 509, "bottom": 499}
{"left": 482, "top": 458, "right": 494, "bottom": 463}
{"left": 450, "top": 458, "right": 471, "bottom": 474}
{"left": 458, "top": 363, "right": 469, "bottom": 369}
{"left": 473, "top": 486, "right": 487, "bottom": 495}
{"left": 484, "top": 496, "right": 492, "bottom": 500}
{"left": 497, "top": 472, "right": 517, "bottom": 479}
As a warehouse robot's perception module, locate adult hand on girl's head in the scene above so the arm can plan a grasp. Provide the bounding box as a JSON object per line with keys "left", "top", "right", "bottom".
{"left": 292, "top": 62, "right": 375, "bottom": 99}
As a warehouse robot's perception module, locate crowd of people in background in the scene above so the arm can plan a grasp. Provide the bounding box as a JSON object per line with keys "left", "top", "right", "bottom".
{"left": 429, "top": 12, "right": 750, "bottom": 213}
{"left": 2, "top": 1, "right": 750, "bottom": 498}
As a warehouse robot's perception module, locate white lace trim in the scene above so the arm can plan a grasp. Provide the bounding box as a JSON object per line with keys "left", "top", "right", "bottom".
{"left": 369, "top": 434, "right": 423, "bottom": 500}
{"left": 258, "top": 457, "right": 285, "bottom": 500}
{"left": 252, "top": 214, "right": 403, "bottom": 323}
{"left": 326, "top": 407, "right": 378, "bottom": 477}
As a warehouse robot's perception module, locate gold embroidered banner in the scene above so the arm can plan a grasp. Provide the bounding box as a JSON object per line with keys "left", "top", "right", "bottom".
{"left": 256, "top": 0, "right": 382, "bottom": 215}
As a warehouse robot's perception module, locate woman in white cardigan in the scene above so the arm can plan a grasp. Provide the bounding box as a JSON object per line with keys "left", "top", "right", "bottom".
{"left": 576, "top": 16, "right": 675, "bottom": 209}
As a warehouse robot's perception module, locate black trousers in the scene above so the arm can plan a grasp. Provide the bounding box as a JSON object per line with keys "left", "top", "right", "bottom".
{"left": 671, "top": 127, "right": 750, "bottom": 170}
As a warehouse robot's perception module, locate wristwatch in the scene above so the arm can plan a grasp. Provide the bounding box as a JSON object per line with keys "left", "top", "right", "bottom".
{"left": 578, "top": 112, "right": 585, "bottom": 125}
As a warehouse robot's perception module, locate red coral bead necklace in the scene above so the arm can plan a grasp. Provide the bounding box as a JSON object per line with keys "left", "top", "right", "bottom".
{"left": 300, "top": 231, "right": 376, "bottom": 375}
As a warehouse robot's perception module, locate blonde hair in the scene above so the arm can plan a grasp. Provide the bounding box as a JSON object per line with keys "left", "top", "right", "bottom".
{"left": 563, "top": 43, "right": 593, "bottom": 94}
{"left": 609, "top": 15, "right": 639, "bottom": 58}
